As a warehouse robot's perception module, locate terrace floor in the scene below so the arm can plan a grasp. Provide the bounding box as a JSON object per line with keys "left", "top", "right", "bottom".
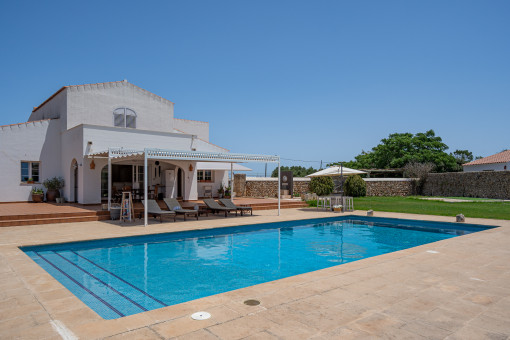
{"left": 0, "top": 209, "right": 509, "bottom": 339}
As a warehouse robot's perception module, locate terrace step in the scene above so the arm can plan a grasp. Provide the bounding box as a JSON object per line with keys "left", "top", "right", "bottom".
{"left": 0, "top": 211, "right": 110, "bottom": 227}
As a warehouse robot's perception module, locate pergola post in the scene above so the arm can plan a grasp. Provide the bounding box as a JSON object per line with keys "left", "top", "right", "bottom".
{"left": 278, "top": 157, "right": 281, "bottom": 216}
{"left": 144, "top": 149, "right": 148, "bottom": 227}
{"left": 107, "top": 148, "right": 112, "bottom": 211}
{"left": 230, "top": 162, "right": 234, "bottom": 199}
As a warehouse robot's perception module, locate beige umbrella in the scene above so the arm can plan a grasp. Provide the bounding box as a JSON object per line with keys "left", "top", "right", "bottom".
{"left": 305, "top": 166, "right": 366, "bottom": 177}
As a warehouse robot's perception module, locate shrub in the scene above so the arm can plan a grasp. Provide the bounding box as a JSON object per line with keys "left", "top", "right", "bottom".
{"left": 344, "top": 175, "right": 366, "bottom": 197}
{"left": 309, "top": 177, "right": 334, "bottom": 196}
{"left": 43, "top": 176, "right": 65, "bottom": 190}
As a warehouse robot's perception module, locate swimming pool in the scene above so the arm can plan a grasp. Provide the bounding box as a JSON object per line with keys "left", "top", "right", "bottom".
{"left": 21, "top": 216, "right": 494, "bottom": 319}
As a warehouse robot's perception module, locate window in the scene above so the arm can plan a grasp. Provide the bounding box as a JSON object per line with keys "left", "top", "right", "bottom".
{"left": 113, "top": 108, "right": 136, "bottom": 128}
{"left": 21, "top": 162, "right": 40, "bottom": 182}
{"left": 197, "top": 170, "right": 212, "bottom": 182}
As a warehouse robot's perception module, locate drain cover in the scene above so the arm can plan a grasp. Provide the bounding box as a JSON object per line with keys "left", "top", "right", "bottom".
{"left": 191, "top": 311, "right": 211, "bottom": 320}
{"left": 244, "top": 299, "right": 260, "bottom": 306}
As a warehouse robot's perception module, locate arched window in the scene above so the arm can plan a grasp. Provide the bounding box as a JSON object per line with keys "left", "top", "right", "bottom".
{"left": 113, "top": 108, "right": 136, "bottom": 128}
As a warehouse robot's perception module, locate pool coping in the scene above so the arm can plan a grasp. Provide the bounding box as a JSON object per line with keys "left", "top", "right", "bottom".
{"left": 1, "top": 209, "right": 509, "bottom": 339}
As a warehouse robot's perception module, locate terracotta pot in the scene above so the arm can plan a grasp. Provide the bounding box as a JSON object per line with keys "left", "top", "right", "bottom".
{"left": 32, "top": 194, "right": 43, "bottom": 203}
{"left": 46, "top": 189, "right": 60, "bottom": 202}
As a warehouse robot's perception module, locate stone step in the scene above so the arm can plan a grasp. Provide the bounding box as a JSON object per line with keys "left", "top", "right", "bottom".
{"left": 0, "top": 214, "right": 110, "bottom": 227}
{"left": 0, "top": 210, "right": 109, "bottom": 221}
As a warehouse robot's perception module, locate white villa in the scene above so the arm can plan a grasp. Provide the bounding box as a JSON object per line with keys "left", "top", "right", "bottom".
{"left": 0, "top": 81, "right": 275, "bottom": 206}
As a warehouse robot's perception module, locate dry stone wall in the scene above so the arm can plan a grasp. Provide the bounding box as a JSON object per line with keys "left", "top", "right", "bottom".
{"left": 236, "top": 175, "right": 416, "bottom": 197}
{"left": 422, "top": 171, "right": 510, "bottom": 199}
{"left": 365, "top": 179, "right": 415, "bottom": 196}
{"left": 234, "top": 175, "right": 311, "bottom": 198}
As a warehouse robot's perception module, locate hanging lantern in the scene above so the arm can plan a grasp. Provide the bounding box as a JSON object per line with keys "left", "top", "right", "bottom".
{"left": 90, "top": 158, "right": 96, "bottom": 170}
{"left": 189, "top": 164, "right": 194, "bottom": 171}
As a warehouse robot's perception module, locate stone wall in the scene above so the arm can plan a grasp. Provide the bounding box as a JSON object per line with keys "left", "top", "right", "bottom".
{"left": 422, "top": 171, "right": 510, "bottom": 199}
{"left": 365, "top": 179, "right": 415, "bottom": 196}
{"left": 234, "top": 175, "right": 310, "bottom": 198}
{"left": 235, "top": 175, "right": 416, "bottom": 197}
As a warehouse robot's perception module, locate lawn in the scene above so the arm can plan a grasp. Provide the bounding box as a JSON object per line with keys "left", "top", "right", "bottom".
{"left": 351, "top": 196, "right": 510, "bottom": 220}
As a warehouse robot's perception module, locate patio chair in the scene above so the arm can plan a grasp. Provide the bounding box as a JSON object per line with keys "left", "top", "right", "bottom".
{"left": 219, "top": 198, "right": 253, "bottom": 216}
{"left": 203, "top": 185, "right": 213, "bottom": 198}
{"left": 143, "top": 199, "right": 176, "bottom": 223}
{"left": 203, "top": 198, "right": 237, "bottom": 217}
{"left": 163, "top": 198, "right": 199, "bottom": 221}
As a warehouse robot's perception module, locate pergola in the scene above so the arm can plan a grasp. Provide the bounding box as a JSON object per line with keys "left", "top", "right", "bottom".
{"left": 93, "top": 148, "right": 280, "bottom": 226}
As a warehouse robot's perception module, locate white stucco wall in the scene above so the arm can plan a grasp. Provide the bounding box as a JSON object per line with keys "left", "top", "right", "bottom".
{"left": 174, "top": 118, "right": 209, "bottom": 142}
{"left": 27, "top": 89, "right": 67, "bottom": 125}
{"left": 463, "top": 163, "right": 510, "bottom": 172}
{"left": 66, "top": 82, "right": 174, "bottom": 133}
{"left": 0, "top": 119, "right": 61, "bottom": 202}
{"left": 60, "top": 123, "right": 84, "bottom": 202}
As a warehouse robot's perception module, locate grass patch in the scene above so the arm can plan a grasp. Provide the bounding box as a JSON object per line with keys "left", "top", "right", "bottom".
{"left": 353, "top": 196, "right": 510, "bottom": 220}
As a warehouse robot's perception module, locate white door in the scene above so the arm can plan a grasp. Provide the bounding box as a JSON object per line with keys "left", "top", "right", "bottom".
{"left": 165, "top": 170, "right": 176, "bottom": 198}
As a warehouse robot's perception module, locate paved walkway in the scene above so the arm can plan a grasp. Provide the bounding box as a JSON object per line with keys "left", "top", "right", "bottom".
{"left": 0, "top": 209, "right": 509, "bottom": 339}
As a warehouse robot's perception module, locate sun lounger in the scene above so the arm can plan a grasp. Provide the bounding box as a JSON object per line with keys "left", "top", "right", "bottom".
{"left": 143, "top": 199, "right": 176, "bottom": 223}
{"left": 219, "top": 199, "right": 253, "bottom": 216}
{"left": 203, "top": 198, "right": 237, "bottom": 217}
{"left": 163, "top": 198, "right": 199, "bottom": 221}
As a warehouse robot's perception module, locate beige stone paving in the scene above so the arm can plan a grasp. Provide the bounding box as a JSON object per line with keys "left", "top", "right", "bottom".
{"left": 0, "top": 208, "right": 509, "bottom": 339}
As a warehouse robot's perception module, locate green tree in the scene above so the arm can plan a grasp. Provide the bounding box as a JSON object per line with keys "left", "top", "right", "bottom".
{"left": 332, "top": 130, "right": 459, "bottom": 172}
{"left": 451, "top": 149, "right": 474, "bottom": 166}
{"left": 271, "top": 166, "right": 317, "bottom": 177}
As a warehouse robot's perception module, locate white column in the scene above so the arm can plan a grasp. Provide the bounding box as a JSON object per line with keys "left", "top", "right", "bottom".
{"left": 278, "top": 158, "right": 281, "bottom": 216}
{"left": 144, "top": 149, "right": 148, "bottom": 227}
{"left": 107, "top": 149, "right": 112, "bottom": 211}
{"left": 230, "top": 162, "right": 234, "bottom": 199}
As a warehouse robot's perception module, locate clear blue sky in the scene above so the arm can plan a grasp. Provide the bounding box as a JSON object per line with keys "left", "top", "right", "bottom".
{"left": 1, "top": 0, "right": 509, "bottom": 175}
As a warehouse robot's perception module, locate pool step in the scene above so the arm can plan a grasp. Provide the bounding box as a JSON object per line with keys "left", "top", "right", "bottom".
{"left": 0, "top": 211, "right": 110, "bottom": 227}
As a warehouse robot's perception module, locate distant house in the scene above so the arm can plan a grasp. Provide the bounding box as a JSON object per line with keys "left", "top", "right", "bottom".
{"left": 463, "top": 150, "right": 510, "bottom": 172}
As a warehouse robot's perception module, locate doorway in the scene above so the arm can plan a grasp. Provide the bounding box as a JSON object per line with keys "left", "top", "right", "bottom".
{"left": 70, "top": 159, "right": 78, "bottom": 203}
{"left": 177, "top": 168, "right": 183, "bottom": 198}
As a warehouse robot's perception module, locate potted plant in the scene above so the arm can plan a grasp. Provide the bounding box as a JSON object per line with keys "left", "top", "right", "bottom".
{"left": 31, "top": 188, "right": 44, "bottom": 203}
{"left": 224, "top": 186, "right": 232, "bottom": 199}
{"left": 217, "top": 186, "right": 224, "bottom": 198}
{"left": 43, "top": 177, "right": 65, "bottom": 202}
{"left": 333, "top": 204, "right": 343, "bottom": 212}
{"left": 27, "top": 178, "right": 34, "bottom": 184}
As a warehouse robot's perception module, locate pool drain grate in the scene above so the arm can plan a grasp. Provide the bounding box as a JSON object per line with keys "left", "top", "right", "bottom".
{"left": 244, "top": 299, "right": 260, "bottom": 306}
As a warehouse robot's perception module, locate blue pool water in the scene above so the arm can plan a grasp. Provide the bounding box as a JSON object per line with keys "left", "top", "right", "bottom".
{"left": 21, "top": 216, "right": 494, "bottom": 319}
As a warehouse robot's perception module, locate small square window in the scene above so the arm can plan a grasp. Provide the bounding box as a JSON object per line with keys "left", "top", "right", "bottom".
{"left": 20, "top": 162, "right": 41, "bottom": 182}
